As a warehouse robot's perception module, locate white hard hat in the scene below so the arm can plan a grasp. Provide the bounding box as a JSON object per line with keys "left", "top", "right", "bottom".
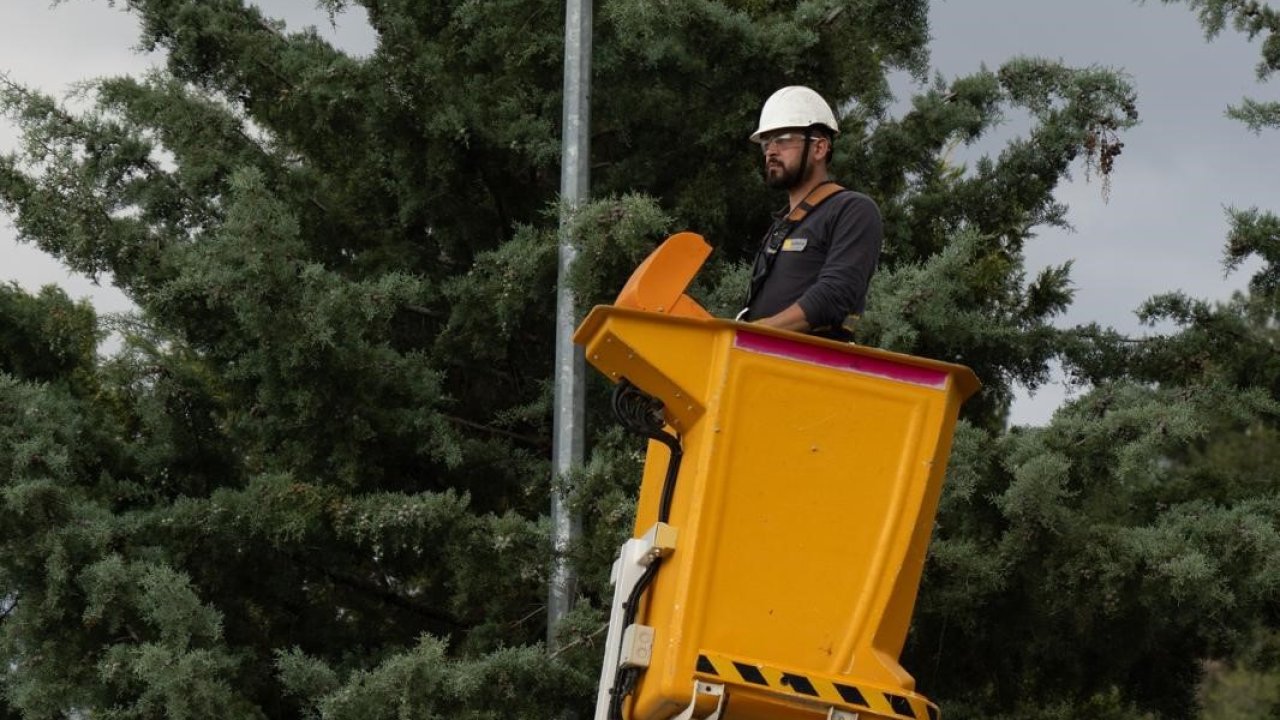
{"left": 749, "top": 85, "right": 840, "bottom": 143}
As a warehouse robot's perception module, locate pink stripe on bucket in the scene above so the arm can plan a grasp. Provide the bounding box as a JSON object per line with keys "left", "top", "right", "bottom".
{"left": 735, "top": 330, "right": 948, "bottom": 388}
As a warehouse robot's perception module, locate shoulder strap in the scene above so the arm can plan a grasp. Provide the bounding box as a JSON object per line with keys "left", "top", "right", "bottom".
{"left": 742, "top": 181, "right": 849, "bottom": 315}
{"left": 785, "top": 181, "right": 847, "bottom": 224}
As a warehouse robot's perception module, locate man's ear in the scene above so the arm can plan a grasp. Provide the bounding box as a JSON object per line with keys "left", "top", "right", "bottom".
{"left": 812, "top": 137, "right": 831, "bottom": 162}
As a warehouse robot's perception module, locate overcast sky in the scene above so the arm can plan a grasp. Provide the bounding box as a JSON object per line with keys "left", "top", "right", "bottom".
{"left": 0, "top": 0, "right": 1273, "bottom": 425}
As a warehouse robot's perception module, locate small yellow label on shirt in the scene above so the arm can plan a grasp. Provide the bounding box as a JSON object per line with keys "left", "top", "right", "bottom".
{"left": 781, "top": 237, "right": 808, "bottom": 251}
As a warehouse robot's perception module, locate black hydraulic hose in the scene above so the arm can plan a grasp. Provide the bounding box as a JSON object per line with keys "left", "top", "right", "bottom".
{"left": 610, "top": 379, "right": 683, "bottom": 523}
{"left": 606, "top": 379, "right": 684, "bottom": 720}
{"left": 652, "top": 430, "right": 682, "bottom": 524}
{"left": 608, "top": 557, "right": 663, "bottom": 720}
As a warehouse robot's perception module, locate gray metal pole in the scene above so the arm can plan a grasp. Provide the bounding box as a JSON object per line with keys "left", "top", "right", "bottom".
{"left": 548, "top": 0, "right": 591, "bottom": 649}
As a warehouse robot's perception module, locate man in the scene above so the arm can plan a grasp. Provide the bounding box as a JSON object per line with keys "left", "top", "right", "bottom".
{"left": 740, "top": 86, "right": 883, "bottom": 341}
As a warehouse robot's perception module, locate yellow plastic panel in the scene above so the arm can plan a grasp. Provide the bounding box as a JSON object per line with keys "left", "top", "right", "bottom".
{"left": 575, "top": 307, "right": 725, "bottom": 432}
{"left": 613, "top": 231, "right": 713, "bottom": 320}
{"left": 575, "top": 305, "right": 977, "bottom": 720}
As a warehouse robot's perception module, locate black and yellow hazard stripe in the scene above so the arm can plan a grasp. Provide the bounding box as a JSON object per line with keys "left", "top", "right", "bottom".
{"left": 695, "top": 652, "right": 939, "bottom": 720}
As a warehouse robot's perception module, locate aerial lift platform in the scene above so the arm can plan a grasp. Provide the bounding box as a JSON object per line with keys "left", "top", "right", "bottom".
{"left": 575, "top": 232, "right": 979, "bottom": 720}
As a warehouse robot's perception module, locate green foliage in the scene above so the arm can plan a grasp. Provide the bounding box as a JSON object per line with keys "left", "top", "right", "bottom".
{"left": 0, "top": 283, "right": 98, "bottom": 384}
{"left": 857, "top": 229, "right": 1075, "bottom": 420}
{"left": 277, "top": 636, "right": 590, "bottom": 720}
{"left": 1201, "top": 631, "right": 1280, "bottom": 719}
{"left": 1226, "top": 206, "right": 1280, "bottom": 296}
{"left": 910, "top": 381, "right": 1280, "bottom": 718}
{"left": 566, "top": 194, "right": 674, "bottom": 311}
{"left": 1201, "top": 664, "right": 1280, "bottom": 720}
{"left": 1229, "top": 96, "right": 1280, "bottom": 132}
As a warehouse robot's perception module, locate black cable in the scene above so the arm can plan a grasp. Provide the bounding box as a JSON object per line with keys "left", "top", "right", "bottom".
{"left": 656, "top": 441, "right": 681, "bottom": 524}
{"left": 610, "top": 379, "right": 683, "bottom": 523}
{"left": 606, "top": 379, "right": 685, "bottom": 720}
{"left": 608, "top": 557, "right": 663, "bottom": 720}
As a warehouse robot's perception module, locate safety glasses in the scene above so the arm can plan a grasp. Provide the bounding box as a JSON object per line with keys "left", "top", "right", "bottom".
{"left": 756, "top": 132, "right": 817, "bottom": 152}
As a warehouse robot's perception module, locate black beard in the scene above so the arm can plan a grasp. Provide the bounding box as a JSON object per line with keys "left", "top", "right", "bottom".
{"left": 765, "top": 161, "right": 800, "bottom": 189}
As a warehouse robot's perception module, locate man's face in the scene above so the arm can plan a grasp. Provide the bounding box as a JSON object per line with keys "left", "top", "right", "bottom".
{"left": 759, "top": 128, "right": 819, "bottom": 189}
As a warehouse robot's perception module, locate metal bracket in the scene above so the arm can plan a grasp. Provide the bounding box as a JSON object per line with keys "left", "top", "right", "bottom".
{"left": 671, "top": 681, "right": 726, "bottom": 720}
{"left": 592, "top": 523, "right": 678, "bottom": 720}
{"left": 639, "top": 521, "right": 677, "bottom": 565}
{"left": 827, "top": 709, "right": 860, "bottom": 720}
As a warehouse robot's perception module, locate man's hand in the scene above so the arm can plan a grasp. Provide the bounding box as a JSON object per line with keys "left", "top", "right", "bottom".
{"left": 754, "top": 303, "right": 810, "bottom": 332}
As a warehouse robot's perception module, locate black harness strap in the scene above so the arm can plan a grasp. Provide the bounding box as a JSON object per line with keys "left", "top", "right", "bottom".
{"left": 744, "top": 180, "right": 847, "bottom": 311}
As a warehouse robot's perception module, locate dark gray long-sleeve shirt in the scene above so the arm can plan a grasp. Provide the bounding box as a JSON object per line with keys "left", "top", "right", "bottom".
{"left": 745, "top": 189, "right": 883, "bottom": 329}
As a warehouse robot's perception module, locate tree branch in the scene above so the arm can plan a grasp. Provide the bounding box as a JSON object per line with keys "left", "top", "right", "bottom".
{"left": 550, "top": 621, "right": 608, "bottom": 659}
{"left": 439, "top": 412, "right": 547, "bottom": 448}
{"left": 290, "top": 551, "right": 462, "bottom": 631}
